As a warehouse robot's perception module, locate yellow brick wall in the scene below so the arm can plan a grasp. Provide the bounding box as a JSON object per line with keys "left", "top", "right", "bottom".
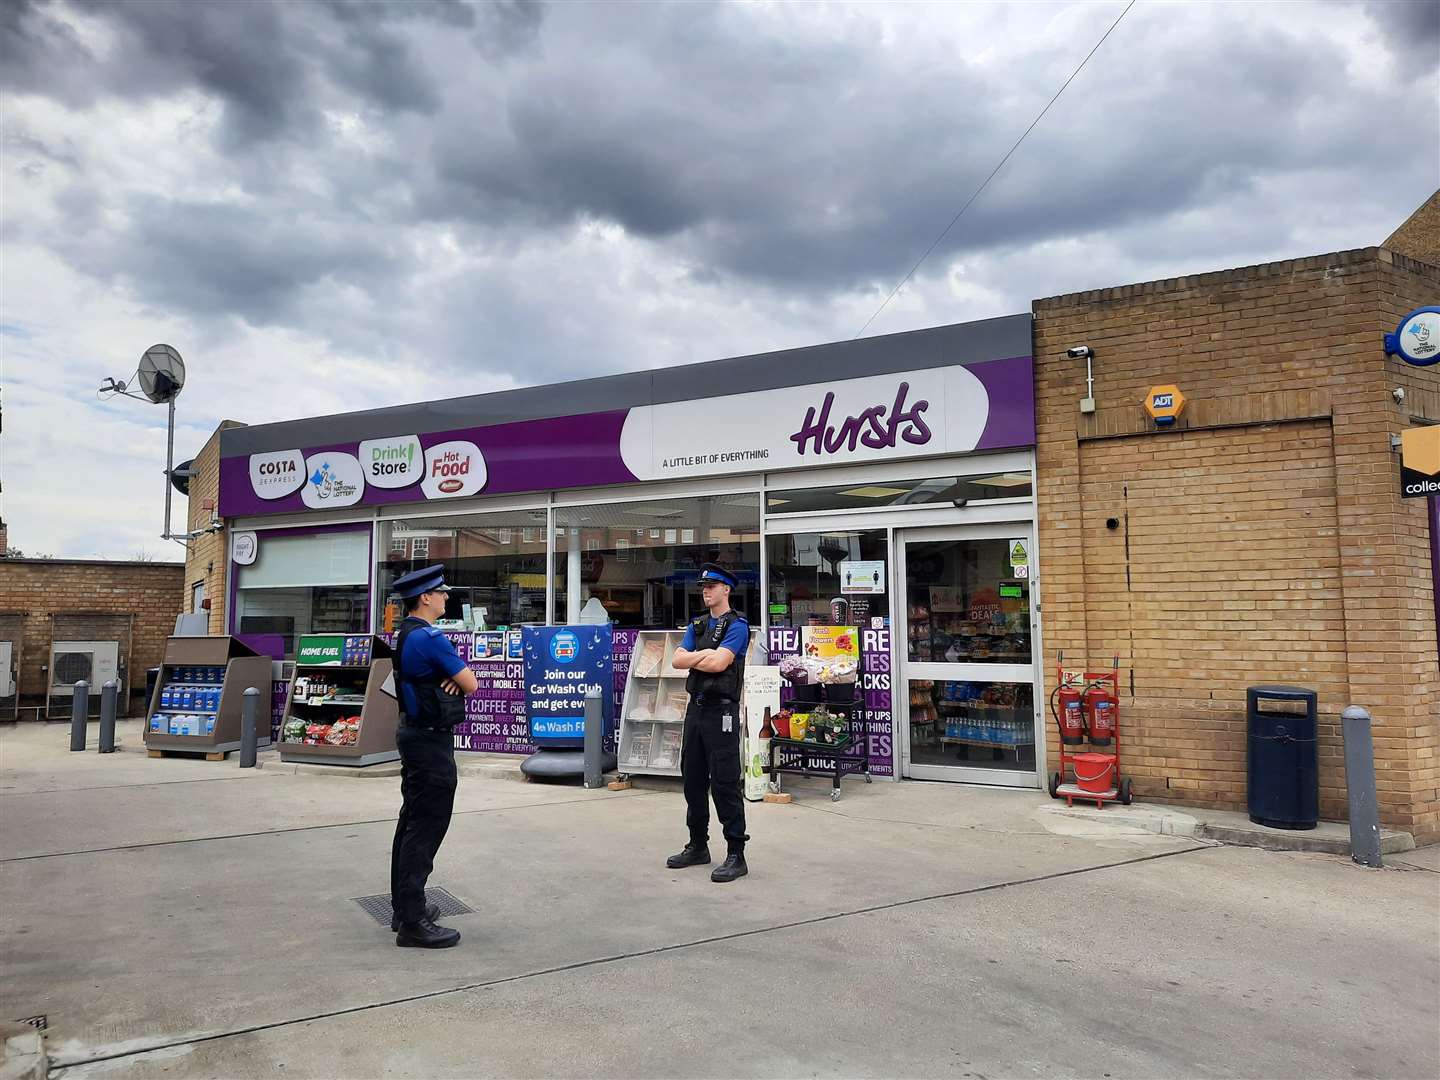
{"left": 184, "top": 421, "right": 245, "bottom": 636}
{"left": 1035, "top": 247, "right": 1440, "bottom": 839}
{"left": 0, "top": 559, "right": 186, "bottom": 716}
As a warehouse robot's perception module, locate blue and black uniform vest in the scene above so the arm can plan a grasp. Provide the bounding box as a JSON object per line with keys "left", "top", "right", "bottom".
{"left": 685, "top": 611, "right": 746, "bottom": 703}
{"left": 394, "top": 616, "right": 465, "bottom": 730}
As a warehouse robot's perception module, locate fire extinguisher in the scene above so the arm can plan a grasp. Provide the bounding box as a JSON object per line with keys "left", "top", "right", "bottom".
{"left": 1051, "top": 684, "right": 1086, "bottom": 745}
{"left": 1084, "top": 681, "right": 1116, "bottom": 747}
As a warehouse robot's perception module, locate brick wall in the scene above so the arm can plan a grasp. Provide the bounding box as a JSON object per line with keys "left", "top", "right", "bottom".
{"left": 184, "top": 421, "right": 245, "bottom": 635}
{"left": 0, "top": 559, "right": 186, "bottom": 716}
{"left": 1035, "top": 247, "right": 1440, "bottom": 839}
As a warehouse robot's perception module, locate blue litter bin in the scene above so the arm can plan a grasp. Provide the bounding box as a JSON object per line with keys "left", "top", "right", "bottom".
{"left": 1247, "top": 685, "right": 1319, "bottom": 830}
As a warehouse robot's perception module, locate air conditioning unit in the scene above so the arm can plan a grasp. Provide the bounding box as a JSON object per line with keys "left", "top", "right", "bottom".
{"left": 0, "top": 640, "right": 14, "bottom": 699}
{"left": 49, "top": 641, "right": 120, "bottom": 698}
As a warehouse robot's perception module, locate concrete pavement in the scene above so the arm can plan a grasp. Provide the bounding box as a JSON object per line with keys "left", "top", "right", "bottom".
{"left": 2, "top": 721, "right": 1436, "bottom": 1079}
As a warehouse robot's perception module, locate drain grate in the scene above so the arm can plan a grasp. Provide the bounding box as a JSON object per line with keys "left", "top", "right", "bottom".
{"left": 14, "top": 1015, "right": 47, "bottom": 1030}
{"left": 351, "top": 886, "right": 474, "bottom": 925}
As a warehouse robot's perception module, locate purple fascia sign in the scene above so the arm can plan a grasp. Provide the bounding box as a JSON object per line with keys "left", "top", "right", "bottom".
{"left": 219, "top": 355, "right": 1033, "bottom": 517}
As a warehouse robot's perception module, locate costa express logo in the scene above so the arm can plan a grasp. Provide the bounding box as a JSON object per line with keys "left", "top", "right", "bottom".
{"left": 788, "top": 381, "right": 932, "bottom": 457}
{"left": 549, "top": 630, "right": 580, "bottom": 664}
{"left": 248, "top": 449, "right": 306, "bottom": 499}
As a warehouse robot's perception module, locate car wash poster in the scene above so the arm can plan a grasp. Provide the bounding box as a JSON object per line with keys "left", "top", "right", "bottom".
{"left": 523, "top": 625, "right": 615, "bottom": 747}
{"left": 768, "top": 625, "right": 894, "bottom": 778}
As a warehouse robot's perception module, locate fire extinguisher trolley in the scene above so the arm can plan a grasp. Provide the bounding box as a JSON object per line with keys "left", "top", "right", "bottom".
{"left": 1048, "top": 653, "right": 1132, "bottom": 808}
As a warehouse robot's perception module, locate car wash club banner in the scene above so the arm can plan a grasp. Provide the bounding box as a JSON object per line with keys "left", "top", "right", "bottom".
{"left": 383, "top": 628, "right": 637, "bottom": 755}
{"left": 218, "top": 356, "right": 1034, "bottom": 517}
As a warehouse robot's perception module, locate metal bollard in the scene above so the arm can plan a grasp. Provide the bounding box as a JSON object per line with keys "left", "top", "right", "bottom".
{"left": 240, "top": 687, "right": 259, "bottom": 769}
{"left": 99, "top": 680, "right": 118, "bottom": 753}
{"left": 70, "top": 680, "right": 90, "bottom": 751}
{"left": 1341, "top": 706, "right": 1383, "bottom": 868}
{"left": 583, "top": 688, "right": 604, "bottom": 789}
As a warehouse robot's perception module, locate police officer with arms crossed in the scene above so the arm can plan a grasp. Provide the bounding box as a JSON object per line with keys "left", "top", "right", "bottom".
{"left": 667, "top": 563, "right": 751, "bottom": 882}
{"left": 389, "top": 564, "right": 478, "bottom": 948}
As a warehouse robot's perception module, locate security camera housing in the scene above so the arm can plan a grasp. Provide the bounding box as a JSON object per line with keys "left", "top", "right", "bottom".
{"left": 1067, "top": 346, "right": 1093, "bottom": 360}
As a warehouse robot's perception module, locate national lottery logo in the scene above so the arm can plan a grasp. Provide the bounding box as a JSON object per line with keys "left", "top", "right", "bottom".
{"left": 549, "top": 631, "right": 580, "bottom": 663}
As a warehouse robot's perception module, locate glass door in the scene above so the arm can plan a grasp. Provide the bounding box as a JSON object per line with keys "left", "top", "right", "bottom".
{"left": 898, "top": 524, "right": 1040, "bottom": 786}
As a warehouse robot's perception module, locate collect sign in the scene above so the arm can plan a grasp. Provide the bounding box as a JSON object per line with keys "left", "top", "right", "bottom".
{"left": 1400, "top": 425, "right": 1440, "bottom": 499}
{"left": 523, "top": 625, "right": 614, "bottom": 747}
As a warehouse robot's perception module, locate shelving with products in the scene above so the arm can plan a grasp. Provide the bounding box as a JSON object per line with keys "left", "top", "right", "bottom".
{"left": 277, "top": 634, "right": 400, "bottom": 767}
{"left": 145, "top": 636, "right": 273, "bottom": 755}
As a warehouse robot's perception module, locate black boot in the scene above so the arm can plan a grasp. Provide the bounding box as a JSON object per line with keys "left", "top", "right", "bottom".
{"left": 711, "top": 851, "right": 748, "bottom": 883}
{"left": 391, "top": 902, "right": 439, "bottom": 932}
{"left": 395, "top": 916, "right": 461, "bottom": 949}
{"left": 666, "top": 842, "right": 711, "bottom": 869}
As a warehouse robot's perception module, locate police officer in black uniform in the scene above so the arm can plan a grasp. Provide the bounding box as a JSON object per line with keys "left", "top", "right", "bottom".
{"left": 667, "top": 563, "right": 751, "bottom": 883}
{"left": 389, "top": 564, "right": 478, "bottom": 948}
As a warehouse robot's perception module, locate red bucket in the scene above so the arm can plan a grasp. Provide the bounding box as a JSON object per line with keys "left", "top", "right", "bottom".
{"left": 1072, "top": 752, "right": 1116, "bottom": 794}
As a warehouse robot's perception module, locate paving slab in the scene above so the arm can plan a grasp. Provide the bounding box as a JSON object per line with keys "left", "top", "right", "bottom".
{"left": 47, "top": 845, "right": 1440, "bottom": 1080}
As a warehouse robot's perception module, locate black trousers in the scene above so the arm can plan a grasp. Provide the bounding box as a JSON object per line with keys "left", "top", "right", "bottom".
{"left": 681, "top": 699, "right": 749, "bottom": 853}
{"left": 390, "top": 726, "right": 458, "bottom": 924}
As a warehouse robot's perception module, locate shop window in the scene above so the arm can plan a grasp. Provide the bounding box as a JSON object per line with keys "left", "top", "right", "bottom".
{"left": 377, "top": 510, "right": 549, "bottom": 632}
{"left": 765, "top": 530, "right": 889, "bottom": 629}
{"left": 554, "top": 493, "right": 760, "bottom": 628}
{"left": 766, "top": 471, "right": 1031, "bottom": 515}
{"left": 234, "top": 529, "right": 371, "bottom": 656}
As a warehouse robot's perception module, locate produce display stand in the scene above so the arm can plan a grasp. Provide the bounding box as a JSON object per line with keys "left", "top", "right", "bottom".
{"left": 767, "top": 702, "right": 871, "bottom": 802}
{"left": 616, "top": 628, "right": 762, "bottom": 778}
{"left": 145, "top": 636, "right": 273, "bottom": 759}
{"left": 278, "top": 634, "right": 399, "bottom": 767}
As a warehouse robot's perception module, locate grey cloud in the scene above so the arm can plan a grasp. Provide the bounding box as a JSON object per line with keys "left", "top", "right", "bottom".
{"left": 1363, "top": 0, "right": 1440, "bottom": 70}
{"left": 62, "top": 197, "right": 402, "bottom": 327}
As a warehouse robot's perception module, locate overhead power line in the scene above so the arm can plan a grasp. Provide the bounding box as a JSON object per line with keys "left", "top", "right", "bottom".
{"left": 854, "top": 0, "right": 1138, "bottom": 339}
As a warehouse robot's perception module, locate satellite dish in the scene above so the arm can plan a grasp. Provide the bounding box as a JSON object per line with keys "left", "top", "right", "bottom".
{"left": 169, "top": 458, "right": 196, "bottom": 496}
{"left": 138, "top": 344, "right": 186, "bottom": 404}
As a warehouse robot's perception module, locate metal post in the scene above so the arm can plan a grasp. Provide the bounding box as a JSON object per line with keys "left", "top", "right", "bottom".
{"left": 99, "top": 680, "right": 118, "bottom": 753}
{"left": 1341, "top": 705, "right": 1383, "bottom": 869}
{"left": 163, "top": 397, "right": 176, "bottom": 540}
{"left": 70, "top": 680, "right": 89, "bottom": 751}
{"left": 583, "top": 688, "right": 603, "bottom": 789}
{"left": 240, "top": 687, "right": 259, "bottom": 769}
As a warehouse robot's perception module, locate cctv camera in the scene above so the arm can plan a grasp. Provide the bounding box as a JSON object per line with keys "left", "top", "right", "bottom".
{"left": 1393, "top": 386, "right": 1407, "bottom": 405}
{"left": 952, "top": 498, "right": 969, "bottom": 508}
{"left": 1067, "top": 346, "right": 1093, "bottom": 360}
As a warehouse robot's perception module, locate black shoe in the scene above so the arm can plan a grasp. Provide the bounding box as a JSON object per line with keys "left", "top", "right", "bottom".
{"left": 666, "top": 843, "right": 711, "bottom": 869}
{"left": 395, "top": 916, "right": 461, "bottom": 949}
{"left": 711, "top": 852, "right": 748, "bottom": 883}
{"left": 391, "top": 902, "right": 439, "bottom": 932}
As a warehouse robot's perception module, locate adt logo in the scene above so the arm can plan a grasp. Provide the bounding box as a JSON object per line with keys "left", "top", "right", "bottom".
{"left": 1152, "top": 393, "right": 1174, "bottom": 409}
{"left": 549, "top": 630, "right": 580, "bottom": 664}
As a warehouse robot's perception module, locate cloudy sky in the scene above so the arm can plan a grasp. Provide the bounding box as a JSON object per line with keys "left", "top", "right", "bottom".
{"left": 2, "top": 0, "right": 1435, "bottom": 559}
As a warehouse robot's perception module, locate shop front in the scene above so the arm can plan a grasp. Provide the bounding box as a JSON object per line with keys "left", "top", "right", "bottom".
{"left": 210, "top": 314, "right": 1039, "bottom": 785}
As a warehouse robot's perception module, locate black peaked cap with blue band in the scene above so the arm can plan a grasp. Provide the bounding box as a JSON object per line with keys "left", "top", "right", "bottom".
{"left": 696, "top": 563, "right": 739, "bottom": 590}
{"left": 392, "top": 564, "right": 452, "bottom": 600}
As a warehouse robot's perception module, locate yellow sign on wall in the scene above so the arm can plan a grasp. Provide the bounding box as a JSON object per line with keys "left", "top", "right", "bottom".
{"left": 1144, "top": 384, "right": 1187, "bottom": 427}
{"left": 1400, "top": 425, "right": 1440, "bottom": 498}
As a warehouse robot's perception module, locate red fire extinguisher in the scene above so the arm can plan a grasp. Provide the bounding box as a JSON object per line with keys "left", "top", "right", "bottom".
{"left": 1084, "top": 682, "right": 1116, "bottom": 747}
{"left": 1055, "top": 685, "right": 1086, "bottom": 745}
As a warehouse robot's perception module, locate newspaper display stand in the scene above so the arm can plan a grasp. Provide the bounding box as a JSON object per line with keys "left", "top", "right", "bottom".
{"left": 145, "top": 636, "right": 272, "bottom": 758}
{"left": 616, "top": 629, "right": 762, "bottom": 778}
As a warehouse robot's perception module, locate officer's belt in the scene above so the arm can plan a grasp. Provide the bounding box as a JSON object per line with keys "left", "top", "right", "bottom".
{"left": 693, "top": 694, "right": 737, "bottom": 706}
{"left": 400, "top": 720, "right": 456, "bottom": 734}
